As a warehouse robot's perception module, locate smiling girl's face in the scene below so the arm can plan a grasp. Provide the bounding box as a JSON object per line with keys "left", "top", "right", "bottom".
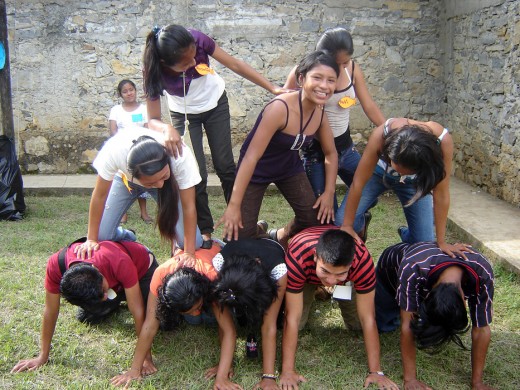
{"left": 300, "top": 64, "right": 338, "bottom": 105}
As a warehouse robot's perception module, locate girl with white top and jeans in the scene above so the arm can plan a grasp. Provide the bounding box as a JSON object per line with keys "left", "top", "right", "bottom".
{"left": 74, "top": 127, "right": 203, "bottom": 262}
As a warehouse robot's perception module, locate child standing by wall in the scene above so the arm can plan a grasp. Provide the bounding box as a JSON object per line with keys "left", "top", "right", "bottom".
{"left": 108, "top": 79, "right": 152, "bottom": 224}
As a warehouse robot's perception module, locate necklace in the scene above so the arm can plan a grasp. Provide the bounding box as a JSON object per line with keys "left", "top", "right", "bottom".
{"left": 291, "top": 89, "right": 316, "bottom": 150}
{"left": 182, "top": 72, "right": 190, "bottom": 134}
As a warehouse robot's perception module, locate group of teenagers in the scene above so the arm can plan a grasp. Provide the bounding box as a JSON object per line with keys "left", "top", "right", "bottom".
{"left": 11, "top": 25, "right": 495, "bottom": 390}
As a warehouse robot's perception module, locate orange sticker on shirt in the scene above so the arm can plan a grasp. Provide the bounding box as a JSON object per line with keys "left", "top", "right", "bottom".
{"left": 338, "top": 96, "right": 356, "bottom": 108}
{"left": 195, "top": 64, "right": 215, "bottom": 75}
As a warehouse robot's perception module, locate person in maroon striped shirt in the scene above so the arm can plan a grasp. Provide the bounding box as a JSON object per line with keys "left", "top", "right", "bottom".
{"left": 280, "top": 225, "right": 398, "bottom": 390}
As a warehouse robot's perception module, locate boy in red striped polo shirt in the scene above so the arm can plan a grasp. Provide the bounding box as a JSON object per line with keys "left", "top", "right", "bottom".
{"left": 280, "top": 225, "right": 398, "bottom": 390}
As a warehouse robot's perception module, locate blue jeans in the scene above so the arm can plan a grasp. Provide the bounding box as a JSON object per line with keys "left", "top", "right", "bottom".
{"left": 183, "top": 309, "right": 217, "bottom": 326}
{"left": 374, "top": 271, "right": 400, "bottom": 333}
{"left": 336, "top": 164, "right": 434, "bottom": 243}
{"left": 303, "top": 145, "right": 361, "bottom": 223}
{"left": 98, "top": 175, "right": 203, "bottom": 249}
{"left": 171, "top": 91, "right": 236, "bottom": 235}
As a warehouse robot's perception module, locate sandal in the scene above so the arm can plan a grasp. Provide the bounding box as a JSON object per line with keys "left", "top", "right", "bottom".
{"left": 359, "top": 211, "right": 372, "bottom": 242}
{"left": 257, "top": 220, "right": 268, "bottom": 235}
{"left": 267, "top": 228, "right": 279, "bottom": 242}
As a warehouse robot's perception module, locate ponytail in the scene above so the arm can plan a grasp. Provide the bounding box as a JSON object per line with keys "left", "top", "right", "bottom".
{"left": 212, "top": 253, "right": 278, "bottom": 326}
{"left": 143, "top": 24, "right": 195, "bottom": 98}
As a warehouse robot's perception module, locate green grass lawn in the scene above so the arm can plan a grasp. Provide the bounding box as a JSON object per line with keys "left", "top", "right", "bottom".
{"left": 0, "top": 193, "right": 519, "bottom": 389}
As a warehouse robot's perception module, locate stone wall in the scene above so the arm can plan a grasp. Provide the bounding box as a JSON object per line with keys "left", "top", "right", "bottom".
{"left": 440, "top": 0, "right": 519, "bottom": 205}
{"left": 4, "top": 0, "right": 519, "bottom": 205}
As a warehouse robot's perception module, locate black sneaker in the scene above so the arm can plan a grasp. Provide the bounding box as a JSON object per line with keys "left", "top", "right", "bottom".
{"left": 397, "top": 226, "right": 407, "bottom": 241}
{"left": 359, "top": 211, "right": 372, "bottom": 242}
{"left": 201, "top": 239, "right": 213, "bottom": 249}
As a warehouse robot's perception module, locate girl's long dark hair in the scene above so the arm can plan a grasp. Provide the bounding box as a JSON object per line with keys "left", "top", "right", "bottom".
{"left": 143, "top": 24, "right": 195, "bottom": 98}
{"left": 316, "top": 27, "right": 354, "bottom": 57}
{"left": 156, "top": 267, "right": 212, "bottom": 330}
{"left": 383, "top": 124, "right": 445, "bottom": 206}
{"left": 127, "top": 136, "right": 179, "bottom": 242}
{"left": 212, "top": 253, "right": 278, "bottom": 326}
{"left": 410, "top": 283, "right": 470, "bottom": 354}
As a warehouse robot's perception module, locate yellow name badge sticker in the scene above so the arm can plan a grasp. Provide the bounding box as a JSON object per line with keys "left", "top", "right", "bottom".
{"left": 121, "top": 173, "right": 133, "bottom": 193}
{"left": 338, "top": 96, "right": 356, "bottom": 109}
{"left": 195, "top": 64, "right": 215, "bottom": 75}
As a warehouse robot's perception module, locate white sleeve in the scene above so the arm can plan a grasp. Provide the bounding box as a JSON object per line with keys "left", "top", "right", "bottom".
{"left": 109, "top": 105, "right": 119, "bottom": 122}
{"left": 271, "top": 263, "right": 288, "bottom": 281}
{"left": 212, "top": 253, "right": 224, "bottom": 272}
{"left": 170, "top": 143, "right": 202, "bottom": 190}
{"left": 92, "top": 137, "right": 124, "bottom": 181}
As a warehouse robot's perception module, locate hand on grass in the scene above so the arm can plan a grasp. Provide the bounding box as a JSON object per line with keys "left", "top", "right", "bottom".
{"left": 110, "top": 368, "right": 141, "bottom": 388}
{"left": 364, "top": 373, "right": 399, "bottom": 389}
{"left": 11, "top": 355, "right": 47, "bottom": 373}
{"left": 213, "top": 377, "right": 243, "bottom": 390}
{"left": 279, "top": 370, "right": 307, "bottom": 390}
{"left": 205, "top": 364, "right": 234, "bottom": 380}
{"left": 253, "top": 377, "right": 280, "bottom": 390}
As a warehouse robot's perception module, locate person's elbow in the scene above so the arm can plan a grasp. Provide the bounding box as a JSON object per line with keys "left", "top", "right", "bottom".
{"left": 472, "top": 325, "right": 491, "bottom": 339}
{"left": 262, "top": 319, "right": 278, "bottom": 340}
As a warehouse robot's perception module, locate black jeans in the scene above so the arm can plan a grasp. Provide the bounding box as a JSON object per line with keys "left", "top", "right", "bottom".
{"left": 171, "top": 91, "right": 236, "bottom": 235}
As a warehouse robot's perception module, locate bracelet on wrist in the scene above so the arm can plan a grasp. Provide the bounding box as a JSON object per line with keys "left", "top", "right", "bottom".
{"left": 368, "top": 371, "right": 385, "bottom": 376}
{"left": 262, "top": 373, "right": 277, "bottom": 380}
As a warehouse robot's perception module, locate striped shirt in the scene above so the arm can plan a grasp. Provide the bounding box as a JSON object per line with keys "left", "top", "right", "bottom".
{"left": 286, "top": 225, "right": 376, "bottom": 294}
{"left": 377, "top": 242, "right": 494, "bottom": 327}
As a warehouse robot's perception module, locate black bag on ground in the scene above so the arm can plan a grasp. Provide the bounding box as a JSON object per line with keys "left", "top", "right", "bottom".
{"left": 0, "top": 135, "right": 26, "bottom": 220}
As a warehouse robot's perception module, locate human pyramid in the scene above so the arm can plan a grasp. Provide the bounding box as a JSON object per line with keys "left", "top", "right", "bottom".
{"left": 11, "top": 25, "right": 495, "bottom": 390}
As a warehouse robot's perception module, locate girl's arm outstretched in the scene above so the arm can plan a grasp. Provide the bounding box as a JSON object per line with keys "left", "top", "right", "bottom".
{"left": 208, "top": 303, "right": 243, "bottom": 390}
{"left": 110, "top": 293, "right": 159, "bottom": 387}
